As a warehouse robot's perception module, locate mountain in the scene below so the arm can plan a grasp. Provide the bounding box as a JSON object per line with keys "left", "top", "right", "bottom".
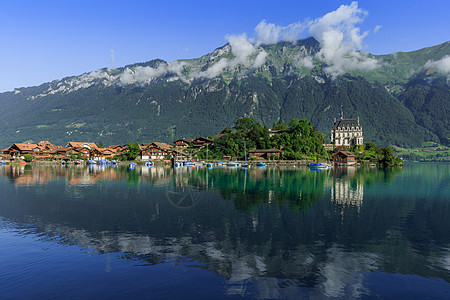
{"left": 0, "top": 38, "right": 448, "bottom": 148}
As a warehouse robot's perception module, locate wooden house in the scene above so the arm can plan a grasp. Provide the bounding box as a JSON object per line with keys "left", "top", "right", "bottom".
{"left": 66, "top": 142, "right": 98, "bottom": 150}
{"left": 140, "top": 142, "right": 173, "bottom": 160}
{"left": 173, "top": 138, "right": 194, "bottom": 148}
{"left": 91, "top": 148, "right": 116, "bottom": 161}
{"left": 2, "top": 143, "right": 41, "bottom": 159}
{"left": 332, "top": 151, "right": 357, "bottom": 166}
{"left": 192, "top": 137, "right": 214, "bottom": 148}
{"left": 248, "top": 149, "right": 282, "bottom": 159}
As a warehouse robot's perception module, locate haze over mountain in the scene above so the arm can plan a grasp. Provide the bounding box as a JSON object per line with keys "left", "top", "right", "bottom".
{"left": 0, "top": 35, "right": 448, "bottom": 148}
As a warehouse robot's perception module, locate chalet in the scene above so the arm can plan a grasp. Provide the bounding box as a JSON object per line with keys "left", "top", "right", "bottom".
{"left": 91, "top": 148, "right": 116, "bottom": 161}
{"left": 2, "top": 143, "right": 41, "bottom": 159}
{"left": 332, "top": 151, "right": 357, "bottom": 166}
{"left": 68, "top": 147, "right": 91, "bottom": 159}
{"left": 171, "top": 149, "right": 189, "bottom": 161}
{"left": 108, "top": 145, "right": 124, "bottom": 152}
{"left": 248, "top": 149, "right": 282, "bottom": 160}
{"left": 66, "top": 142, "right": 98, "bottom": 150}
{"left": 173, "top": 138, "right": 194, "bottom": 148}
{"left": 140, "top": 142, "right": 173, "bottom": 160}
{"left": 52, "top": 148, "right": 72, "bottom": 160}
{"left": 193, "top": 137, "right": 214, "bottom": 148}
{"left": 37, "top": 141, "right": 57, "bottom": 150}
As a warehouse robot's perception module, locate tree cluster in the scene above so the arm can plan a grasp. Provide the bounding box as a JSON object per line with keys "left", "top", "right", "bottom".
{"left": 206, "top": 117, "right": 326, "bottom": 160}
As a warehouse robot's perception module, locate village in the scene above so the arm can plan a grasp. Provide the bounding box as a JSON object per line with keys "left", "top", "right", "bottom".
{"left": 0, "top": 113, "right": 365, "bottom": 166}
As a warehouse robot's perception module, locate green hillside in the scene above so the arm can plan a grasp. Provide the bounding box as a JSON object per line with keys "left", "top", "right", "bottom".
{"left": 0, "top": 38, "right": 448, "bottom": 148}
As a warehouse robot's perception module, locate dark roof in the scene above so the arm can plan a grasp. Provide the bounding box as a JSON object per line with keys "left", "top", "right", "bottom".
{"left": 332, "top": 119, "right": 359, "bottom": 129}
{"left": 332, "top": 151, "right": 356, "bottom": 158}
{"left": 194, "top": 137, "right": 214, "bottom": 143}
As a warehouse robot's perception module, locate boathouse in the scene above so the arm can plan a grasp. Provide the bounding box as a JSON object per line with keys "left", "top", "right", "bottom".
{"left": 332, "top": 151, "right": 357, "bottom": 166}
{"left": 249, "top": 149, "right": 282, "bottom": 159}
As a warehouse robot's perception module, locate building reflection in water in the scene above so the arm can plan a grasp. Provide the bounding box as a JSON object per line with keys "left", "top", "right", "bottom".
{"left": 331, "top": 166, "right": 364, "bottom": 212}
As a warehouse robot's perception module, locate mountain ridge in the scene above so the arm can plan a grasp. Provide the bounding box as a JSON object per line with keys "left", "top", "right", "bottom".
{"left": 0, "top": 38, "right": 448, "bottom": 148}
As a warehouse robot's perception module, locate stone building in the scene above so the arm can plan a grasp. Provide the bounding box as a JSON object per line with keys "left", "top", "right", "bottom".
{"left": 330, "top": 111, "right": 363, "bottom": 146}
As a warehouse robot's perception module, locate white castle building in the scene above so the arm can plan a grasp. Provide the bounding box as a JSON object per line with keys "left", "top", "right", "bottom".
{"left": 330, "top": 110, "right": 363, "bottom": 147}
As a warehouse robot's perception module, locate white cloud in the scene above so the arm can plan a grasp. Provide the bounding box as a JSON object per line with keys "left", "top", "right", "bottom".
{"left": 373, "top": 25, "right": 382, "bottom": 34}
{"left": 167, "top": 61, "right": 186, "bottom": 75}
{"left": 226, "top": 33, "right": 256, "bottom": 66}
{"left": 254, "top": 19, "right": 309, "bottom": 45}
{"left": 255, "top": 20, "right": 282, "bottom": 44}
{"left": 119, "top": 64, "right": 167, "bottom": 85}
{"left": 195, "top": 58, "right": 230, "bottom": 79}
{"left": 297, "top": 56, "right": 314, "bottom": 69}
{"left": 195, "top": 33, "right": 269, "bottom": 78}
{"left": 308, "top": 1, "right": 380, "bottom": 77}
{"left": 253, "top": 50, "right": 268, "bottom": 68}
{"left": 425, "top": 55, "right": 450, "bottom": 75}
{"left": 110, "top": 49, "right": 115, "bottom": 68}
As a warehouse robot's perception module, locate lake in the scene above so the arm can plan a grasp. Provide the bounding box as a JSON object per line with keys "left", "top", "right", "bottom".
{"left": 0, "top": 163, "right": 449, "bottom": 299}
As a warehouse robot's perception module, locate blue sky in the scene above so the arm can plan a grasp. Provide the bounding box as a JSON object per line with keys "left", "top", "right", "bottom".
{"left": 0, "top": 0, "right": 449, "bottom": 92}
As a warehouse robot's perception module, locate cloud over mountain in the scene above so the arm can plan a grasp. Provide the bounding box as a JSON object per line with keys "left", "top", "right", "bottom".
{"left": 425, "top": 55, "right": 450, "bottom": 78}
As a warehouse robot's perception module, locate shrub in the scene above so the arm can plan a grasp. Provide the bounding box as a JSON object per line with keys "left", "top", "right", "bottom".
{"left": 23, "top": 154, "right": 33, "bottom": 162}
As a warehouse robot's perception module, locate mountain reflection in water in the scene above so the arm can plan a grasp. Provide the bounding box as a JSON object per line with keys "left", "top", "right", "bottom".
{"left": 0, "top": 164, "right": 449, "bottom": 299}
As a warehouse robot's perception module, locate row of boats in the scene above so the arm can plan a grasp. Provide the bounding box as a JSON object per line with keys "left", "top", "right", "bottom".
{"left": 128, "top": 161, "right": 265, "bottom": 169}
{"left": 174, "top": 161, "right": 266, "bottom": 168}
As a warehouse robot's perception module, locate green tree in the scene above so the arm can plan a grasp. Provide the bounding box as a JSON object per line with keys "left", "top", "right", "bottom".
{"left": 23, "top": 154, "right": 33, "bottom": 162}
{"left": 124, "top": 142, "right": 140, "bottom": 161}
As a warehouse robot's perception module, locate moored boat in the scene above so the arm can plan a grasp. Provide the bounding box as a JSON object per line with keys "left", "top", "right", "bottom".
{"left": 308, "top": 162, "right": 331, "bottom": 169}
{"left": 256, "top": 162, "right": 266, "bottom": 167}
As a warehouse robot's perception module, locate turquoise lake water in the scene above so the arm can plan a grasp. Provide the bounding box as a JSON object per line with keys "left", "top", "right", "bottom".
{"left": 0, "top": 163, "right": 449, "bottom": 299}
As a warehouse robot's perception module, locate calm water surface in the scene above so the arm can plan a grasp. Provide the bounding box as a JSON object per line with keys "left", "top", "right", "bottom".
{"left": 0, "top": 163, "right": 449, "bottom": 299}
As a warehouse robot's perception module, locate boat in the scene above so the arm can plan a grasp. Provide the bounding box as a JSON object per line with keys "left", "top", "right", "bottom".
{"left": 206, "top": 162, "right": 213, "bottom": 168}
{"left": 110, "top": 160, "right": 117, "bottom": 164}
{"left": 87, "top": 160, "right": 97, "bottom": 164}
{"left": 145, "top": 161, "right": 153, "bottom": 167}
{"left": 0, "top": 160, "right": 6, "bottom": 164}
{"left": 308, "top": 162, "right": 331, "bottom": 169}
{"left": 256, "top": 162, "right": 266, "bottom": 167}
{"left": 128, "top": 162, "right": 136, "bottom": 168}
{"left": 226, "top": 162, "right": 236, "bottom": 167}
{"left": 241, "top": 141, "right": 249, "bottom": 168}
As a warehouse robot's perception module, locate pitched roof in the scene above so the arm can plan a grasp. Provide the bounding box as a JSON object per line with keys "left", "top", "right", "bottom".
{"left": 332, "top": 150, "right": 356, "bottom": 157}
{"left": 13, "top": 143, "right": 40, "bottom": 151}
{"left": 332, "top": 119, "right": 359, "bottom": 130}
{"left": 66, "top": 142, "right": 98, "bottom": 149}
{"left": 37, "top": 141, "right": 56, "bottom": 148}
{"left": 150, "top": 142, "right": 173, "bottom": 150}
{"left": 194, "top": 137, "right": 214, "bottom": 142}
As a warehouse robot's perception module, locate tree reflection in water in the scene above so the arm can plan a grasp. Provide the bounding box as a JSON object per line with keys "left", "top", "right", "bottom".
{"left": 0, "top": 163, "right": 449, "bottom": 299}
